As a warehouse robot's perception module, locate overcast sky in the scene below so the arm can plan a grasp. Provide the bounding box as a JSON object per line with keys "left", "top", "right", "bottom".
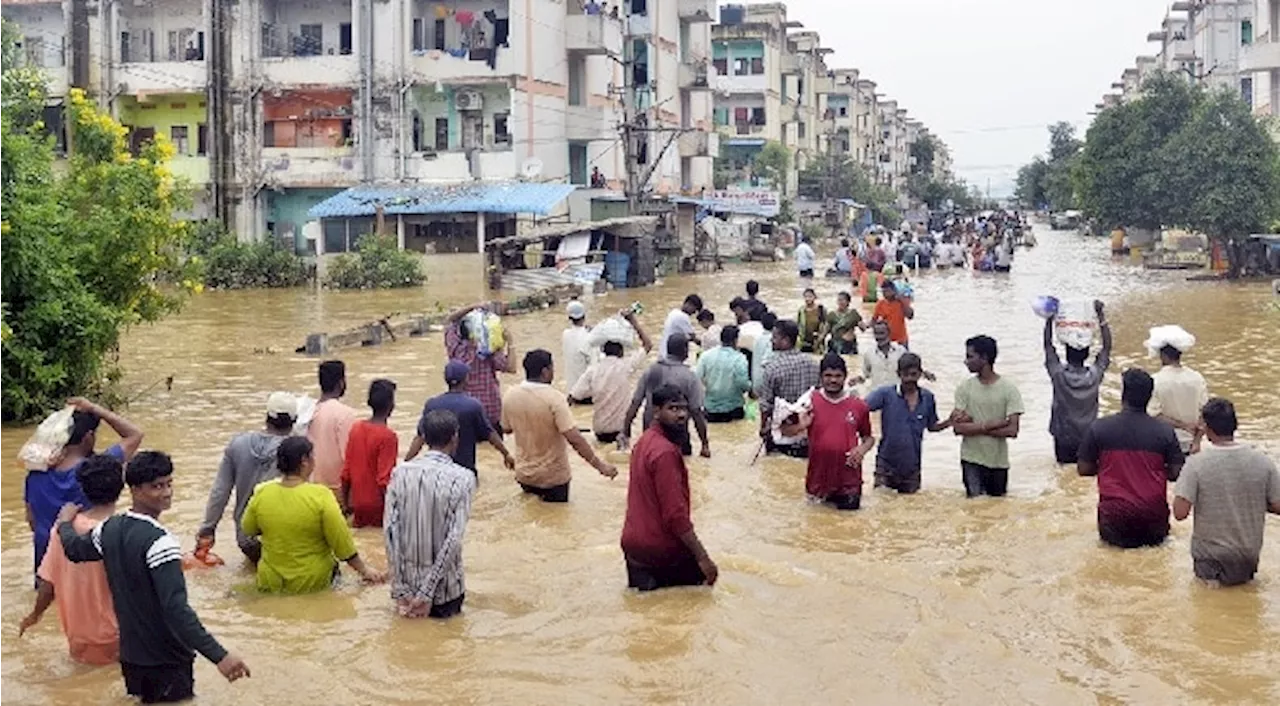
{"left": 783, "top": 0, "right": 1173, "bottom": 196}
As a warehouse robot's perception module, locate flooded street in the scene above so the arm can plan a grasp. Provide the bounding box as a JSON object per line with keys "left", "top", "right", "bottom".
{"left": 3, "top": 227, "right": 1279, "bottom": 705}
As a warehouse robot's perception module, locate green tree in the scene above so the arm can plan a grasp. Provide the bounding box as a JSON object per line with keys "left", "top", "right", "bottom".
{"left": 2, "top": 21, "right": 197, "bottom": 420}
{"left": 325, "top": 234, "right": 427, "bottom": 289}
{"left": 797, "top": 152, "right": 865, "bottom": 200}
{"left": 1074, "top": 71, "right": 1280, "bottom": 275}
{"left": 1075, "top": 72, "right": 1198, "bottom": 231}
{"left": 910, "top": 134, "right": 938, "bottom": 176}
{"left": 1048, "top": 121, "right": 1083, "bottom": 162}
{"left": 1015, "top": 157, "right": 1049, "bottom": 208}
{"left": 62, "top": 91, "right": 198, "bottom": 319}
{"left": 1160, "top": 90, "right": 1280, "bottom": 273}
{"left": 752, "top": 140, "right": 791, "bottom": 192}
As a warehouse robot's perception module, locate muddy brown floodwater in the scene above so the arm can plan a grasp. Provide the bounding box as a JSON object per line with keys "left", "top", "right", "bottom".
{"left": 3, "top": 228, "right": 1279, "bottom": 705}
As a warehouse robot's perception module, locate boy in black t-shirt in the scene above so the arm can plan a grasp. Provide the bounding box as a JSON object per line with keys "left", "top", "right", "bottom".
{"left": 58, "top": 451, "right": 249, "bottom": 703}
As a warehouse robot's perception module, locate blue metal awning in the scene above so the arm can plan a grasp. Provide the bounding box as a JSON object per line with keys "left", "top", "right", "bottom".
{"left": 307, "top": 182, "right": 578, "bottom": 219}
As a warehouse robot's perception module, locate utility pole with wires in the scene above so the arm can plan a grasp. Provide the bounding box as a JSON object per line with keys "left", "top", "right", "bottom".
{"left": 617, "top": 8, "right": 693, "bottom": 216}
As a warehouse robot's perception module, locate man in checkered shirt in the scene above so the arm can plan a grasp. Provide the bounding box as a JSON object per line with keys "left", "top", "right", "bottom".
{"left": 756, "top": 319, "right": 820, "bottom": 458}
{"left": 445, "top": 303, "right": 516, "bottom": 430}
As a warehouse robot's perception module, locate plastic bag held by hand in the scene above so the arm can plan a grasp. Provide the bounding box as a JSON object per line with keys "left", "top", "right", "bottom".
{"left": 182, "top": 535, "right": 225, "bottom": 570}
{"left": 1031, "top": 295, "right": 1060, "bottom": 320}
{"left": 20, "top": 407, "right": 75, "bottom": 471}
{"left": 463, "top": 309, "right": 506, "bottom": 357}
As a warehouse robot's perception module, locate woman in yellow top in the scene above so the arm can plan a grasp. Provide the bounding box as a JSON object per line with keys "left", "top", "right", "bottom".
{"left": 241, "top": 437, "right": 385, "bottom": 593}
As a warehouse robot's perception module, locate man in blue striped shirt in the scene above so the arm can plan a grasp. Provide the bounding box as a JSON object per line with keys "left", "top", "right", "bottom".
{"left": 384, "top": 410, "right": 476, "bottom": 619}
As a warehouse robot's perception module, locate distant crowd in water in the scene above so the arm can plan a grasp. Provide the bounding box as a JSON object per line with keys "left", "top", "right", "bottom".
{"left": 15, "top": 219, "right": 1279, "bottom": 702}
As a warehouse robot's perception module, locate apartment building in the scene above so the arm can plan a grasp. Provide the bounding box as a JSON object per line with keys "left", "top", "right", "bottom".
{"left": 781, "top": 29, "right": 826, "bottom": 172}
{"left": 1114, "top": 0, "right": 1258, "bottom": 108}
{"left": 1241, "top": 0, "right": 1280, "bottom": 123}
{"left": 710, "top": 2, "right": 790, "bottom": 190}
{"left": 2, "top": 0, "right": 72, "bottom": 148}
{"left": 705, "top": 3, "right": 951, "bottom": 211}
{"left": 1184, "top": 0, "right": 1254, "bottom": 94}
{"left": 2, "top": 0, "right": 716, "bottom": 248}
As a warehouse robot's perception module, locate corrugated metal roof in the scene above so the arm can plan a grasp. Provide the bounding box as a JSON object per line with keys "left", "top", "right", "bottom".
{"left": 307, "top": 182, "right": 578, "bottom": 219}
{"left": 486, "top": 216, "right": 658, "bottom": 248}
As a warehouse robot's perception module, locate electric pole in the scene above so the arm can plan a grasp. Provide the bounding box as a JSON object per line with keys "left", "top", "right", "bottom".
{"left": 621, "top": 14, "right": 638, "bottom": 216}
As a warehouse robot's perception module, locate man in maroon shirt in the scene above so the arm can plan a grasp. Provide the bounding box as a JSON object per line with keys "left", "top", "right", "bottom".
{"left": 621, "top": 385, "right": 719, "bottom": 591}
{"left": 1078, "top": 368, "right": 1185, "bottom": 548}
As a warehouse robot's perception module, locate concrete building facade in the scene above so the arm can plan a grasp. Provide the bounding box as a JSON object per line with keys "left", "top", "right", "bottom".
{"left": 2, "top": 0, "right": 718, "bottom": 246}
{"left": 1241, "top": 0, "right": 1280, "bottom": 125}
{"left": 709, "top": 2, "right": 947, "bottom": 210}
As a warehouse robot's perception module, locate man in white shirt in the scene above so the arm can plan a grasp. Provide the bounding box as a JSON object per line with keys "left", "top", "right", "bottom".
{"left": 561, "top": 300, "right": 593, "bottom": 393}
{"left": 659, "top": 294, "right": 702, "bottom": 362}
{"left": 794, "top": 236, "right": 816, "bottom": 278}
{"left": 1150, "top": 342, "right": 1209, "bottom": 454}
{"left": 993, "top": 236, "right": 1014, "bottom": 272}
{"left": 570, "top": 309, "right": 654, "bottom": 444}
{"left": 858, "top": 320, "right": 908, "bottom": 391}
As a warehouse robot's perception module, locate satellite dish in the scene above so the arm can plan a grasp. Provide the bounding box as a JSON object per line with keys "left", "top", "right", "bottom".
{"left": 520, "top": 157, "right": 544, "bottom": 180}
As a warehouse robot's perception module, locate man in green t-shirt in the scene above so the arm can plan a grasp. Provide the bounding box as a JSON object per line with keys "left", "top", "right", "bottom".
{"left": 952, "top": 335, "right": 1024, "bottom": 497}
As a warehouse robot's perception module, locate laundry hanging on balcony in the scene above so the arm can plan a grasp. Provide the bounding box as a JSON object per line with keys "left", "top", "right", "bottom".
{"left": 433, "top": 4, "right": 450, "bottom": 18}
{"left": 455, "top": 10, "right": 475, "bottom": 25}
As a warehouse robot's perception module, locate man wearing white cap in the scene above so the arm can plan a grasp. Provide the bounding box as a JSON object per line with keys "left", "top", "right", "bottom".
{"left": 561, "top": 300, "right": 593, "bottom": 394}
{"left": 197, "top": 392, "right": 297, "bottom": 563}
{"left": 1147, "top": 326, "right": 1209, "bottom": 454}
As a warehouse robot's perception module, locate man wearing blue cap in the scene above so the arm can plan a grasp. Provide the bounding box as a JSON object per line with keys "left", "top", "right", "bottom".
{"left": 406, "top": 360, "right": 515, "bottom": 479}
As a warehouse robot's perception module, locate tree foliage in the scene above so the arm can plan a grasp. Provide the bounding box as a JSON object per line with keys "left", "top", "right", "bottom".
{"left": 910, "top": 134, "right": 938, "bottom": 176}
{"left": 1015, "top": 121, "right": 1081, "bottom": 210}
{"left": 752, "top": 140, "right": 791, "bottom": 192}
{"left": 2, "top": 21, "right": 197, "bottom": 420}
{"left": 1073, "top": 71, "right": 1280, "bottom": 240}
{"left": 187, "top": 221, "right": 313, "bottom": 289}
{"left": 325, "top": 234, "right": 427, "bottom": 289}
{"left": 796, "top": 153, "right": 902, "bottom": 224}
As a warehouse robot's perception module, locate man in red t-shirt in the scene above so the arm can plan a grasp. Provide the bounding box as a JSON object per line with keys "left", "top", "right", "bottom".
{"left": 1078, "top": 368, "right": 1184, "bottom": 548}
{"left": 801, "top": 354, "right": 875, "bottom": 510}
{"left": 621, "top": 385, "right": 718, "bottom": 591}
{"left": 872, "top": 280, "right": 914, "bottom": 347}
{"left": 341, "top": 379, "right": 400, "bottom": 527}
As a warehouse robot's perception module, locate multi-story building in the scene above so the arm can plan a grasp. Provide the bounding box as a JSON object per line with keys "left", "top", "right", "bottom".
{"left": 852, "top": 77, "right": 881, "bottom": 177}
{"left": 780, "top": 29, "right": 825, "bottom": 178}
{"left": 3, "top": 0, "right": 716, "bottom": 247}
{"left": 1183, "top": 0, "right": 1254, "bottom": 94}
{"left": 710, "top": 2, "right": 789, "bottom": 190}
{"left": 818, "top": 67, "right": 857, "bottom": 158}
{"left": 2, "top": 0, "right": 72, "bottom": 147}
{"left": 1241, "top": 0, "right": 1280, "bottom": 125}
{"left": 1106, "top": 1, "right": 1270, "bottom": 128}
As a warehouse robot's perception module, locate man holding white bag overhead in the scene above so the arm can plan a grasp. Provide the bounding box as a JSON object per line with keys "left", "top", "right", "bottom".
{"left": 1043, "top": 299, "right": 1112, "bottom": 464}
{"left": 1147, "top": 325, "right": 1209, "bottom": 455}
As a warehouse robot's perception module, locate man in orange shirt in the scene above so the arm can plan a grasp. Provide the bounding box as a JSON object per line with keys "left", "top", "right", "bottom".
{"left": 19, "top": 454, "right": 123, "bottom": 665}
{"left": 341, "top": 379, "right": 400, "bottom": 527}
{"left": 872, "top": 279, "right": 914, "bottom": 348}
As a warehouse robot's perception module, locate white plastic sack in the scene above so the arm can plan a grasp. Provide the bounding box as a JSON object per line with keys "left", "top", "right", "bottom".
{"left": 1144, "top": 325, "right": 1196, "bottom": 356}
{"left": 771, "top": 388, "right": 814, "bottom": 446}
{"left": 19, "top": 407, "right": 74, "bottom": 470}
{"left": 1054, "top": 299, "right": 1097, "bottom": 350}
{"left": 293, "top": 395, "right": 317, "bottom": 436}
{"left": 586, "top": 316, "right": 638, "bottom": 349}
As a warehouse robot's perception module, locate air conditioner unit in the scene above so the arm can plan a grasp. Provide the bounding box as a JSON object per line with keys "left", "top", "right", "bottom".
{"left": 455, "top": 90, "right": 483, "bottom": 111}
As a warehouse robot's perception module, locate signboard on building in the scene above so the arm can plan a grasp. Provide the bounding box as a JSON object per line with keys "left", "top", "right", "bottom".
{"left": 704, "top": 190, "right": 781, "bottom": 218}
